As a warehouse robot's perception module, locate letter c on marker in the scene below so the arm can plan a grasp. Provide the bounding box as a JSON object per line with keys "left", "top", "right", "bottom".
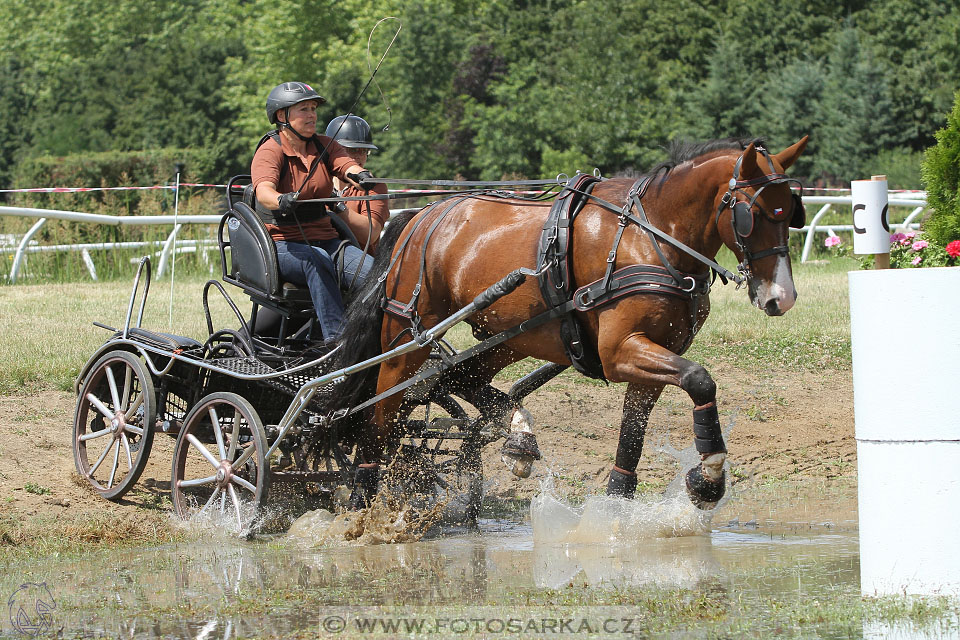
{"left": 853, "top": 203, "right": 866, "bottom": 234}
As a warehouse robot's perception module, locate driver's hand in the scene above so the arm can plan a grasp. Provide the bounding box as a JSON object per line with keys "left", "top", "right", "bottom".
{"left": 347, "top": 170, "right": 375, "bottom": 191}
{"left": 277, "top": 191, "right": 299, "bottom": 215}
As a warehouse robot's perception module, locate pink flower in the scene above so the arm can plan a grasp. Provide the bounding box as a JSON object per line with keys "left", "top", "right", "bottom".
{"left": 889, "top": 232, "right": 906, "bottom": 245}
{"left": 947, "top": 240, "right": 960, "bottom": 258}
{"left": 911, "top": 240, "right": 928, "bottom": 251}
{"left": 824, "top": 236, "right": 842, "bottom": 248}
{"left": 912, "top": 256, "right": 922, "bottom": 265}
{"left": 904, "top": 231, "right": 917, "bottom": 239}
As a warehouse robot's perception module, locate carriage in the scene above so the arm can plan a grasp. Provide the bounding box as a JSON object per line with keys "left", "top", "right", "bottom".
{"left": 72, "top": 137, "right": 810, "bottom": 535}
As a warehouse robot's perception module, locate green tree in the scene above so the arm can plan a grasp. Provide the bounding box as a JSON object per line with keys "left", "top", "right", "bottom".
{"left": 814, "top": 26, "right": 899, "bottom": 183}
{"left": 921, "top": 90, "right": 960, "bottom": 246}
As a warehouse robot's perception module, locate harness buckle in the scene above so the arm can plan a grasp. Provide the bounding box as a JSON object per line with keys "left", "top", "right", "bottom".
{"left": 606, "top": 250, "right": 617, "bottom": 264}
{"left": 682, "top": 276, "right": 697, "bottom": 293}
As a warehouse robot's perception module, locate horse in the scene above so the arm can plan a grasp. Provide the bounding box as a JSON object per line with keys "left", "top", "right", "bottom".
{"left": 333, "top": 136, "right": 808, "bottom": 509}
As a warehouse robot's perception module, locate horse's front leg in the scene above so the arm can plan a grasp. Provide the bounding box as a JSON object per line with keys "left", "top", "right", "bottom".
{"left": 607, "top": 382, "right": 663, "bottom": 497}
{"left": 602, "top": 334, "right": 727, "bottom": 508}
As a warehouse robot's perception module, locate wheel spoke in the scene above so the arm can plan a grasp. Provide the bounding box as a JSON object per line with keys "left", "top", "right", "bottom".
{"left": 107, "top": 439, "right": 121, "bottom": 489}
{"left": 199, "top": 486, "right": 221, "bottom": 514}
{"left": 80, "top": 428, "right": 112, "bottom": 442}
{"left": 186, "top": 433, "right": 223, "bottom": 469}
{"left": 227, "top": 415, "right": 241, "bottom": 460}
{"left": 125, "top": 424, "right": 143, "bottom": 436}
{"left": 210, "top": 407, "right": 226, "bottom": 459}
{"left": 89, "top": 437, "right": 115, "bottom": 475}
{"left": 228, "top": 484, "right": 243, "bottom": 530}
{"left": 121, "top": 434, "right": 133, "bottom": 470}
{"left": 178, "top": 474, "right": 217, "bottom": 488}
{"left": 127, "top": 392, "right": 144, "bottom": 420}
{"left": 121, "top": 366, "right": 133, "bottom": 413}
{"left": 232, "top": 475, "right": 256, "bottom": 494}
{"left": 219, "top": 489, "right": 226, "bottom": 513}
{"left": 87, "top": 393, "right": 115, "bottom": 421}
{"left": 105, "top": 366, "right": 121, "bottom": 412}
{"left": 233, "top": 443, "right": 256, "bottom": 469}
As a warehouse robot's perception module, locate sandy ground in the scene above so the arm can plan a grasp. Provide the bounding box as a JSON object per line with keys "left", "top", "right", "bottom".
{"left": 0, "top": 358, "right": 854, "bottom": 530}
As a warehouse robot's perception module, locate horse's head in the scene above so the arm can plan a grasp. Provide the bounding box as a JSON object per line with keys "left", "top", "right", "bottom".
{"left": 716, "top": 136, "right": 808, "bottom": 316}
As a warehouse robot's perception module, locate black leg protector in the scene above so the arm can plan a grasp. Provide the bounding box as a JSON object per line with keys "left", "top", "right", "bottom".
{"left": 607, "top": 467, "right": 638, "bottom": 498}
{"left": 348, "top": 465, "right": 380, "bottom": 510}
{"left": 692, "top": 404, "right": 726, "bottom": 454}
{"left": 686, "top": 403, "right": 726, "bottom": 509}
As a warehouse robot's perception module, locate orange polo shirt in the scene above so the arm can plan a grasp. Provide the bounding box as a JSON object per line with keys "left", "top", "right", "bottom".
{"left": 340, "top": 182, "right": 390, "bottom": 251}
{"left": 251, "top": 133, "right": 360, "bottom": 242}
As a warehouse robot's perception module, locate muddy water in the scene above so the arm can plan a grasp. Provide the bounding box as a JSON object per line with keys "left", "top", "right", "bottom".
{"left": 0, "top": 483, "right": 878, "bottom": 640}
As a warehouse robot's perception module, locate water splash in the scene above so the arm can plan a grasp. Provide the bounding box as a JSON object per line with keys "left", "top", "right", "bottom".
{"left": 530, "top": 411, "right": 740, "bottom": 545}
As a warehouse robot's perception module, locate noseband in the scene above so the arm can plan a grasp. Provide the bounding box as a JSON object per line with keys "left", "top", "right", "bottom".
{"left": 715, "top": 144, "right": 804, "bottom": 281}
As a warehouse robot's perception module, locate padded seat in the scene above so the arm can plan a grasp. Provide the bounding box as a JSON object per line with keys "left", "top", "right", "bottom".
{"left": 218, "top": 193, "right": 318, "bottom": 346}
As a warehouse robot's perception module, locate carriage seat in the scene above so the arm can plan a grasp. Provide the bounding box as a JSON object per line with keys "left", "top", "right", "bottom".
{"left": 218, "top": 175, "right": 363, "bottom": 345}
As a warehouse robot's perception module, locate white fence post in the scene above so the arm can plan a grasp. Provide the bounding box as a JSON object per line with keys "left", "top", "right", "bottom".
{"left": 10, "top": 218, "right": 46, "bottom": 283}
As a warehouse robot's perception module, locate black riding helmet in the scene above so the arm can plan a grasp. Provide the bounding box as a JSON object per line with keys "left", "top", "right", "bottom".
{"left": 324, "top": 115, "right": 378, "bottom": 150}
{"left": 266, "top": 82, "right": 326, "bottom": 140}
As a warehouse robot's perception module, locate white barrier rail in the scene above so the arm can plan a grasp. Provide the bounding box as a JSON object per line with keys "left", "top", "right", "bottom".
{"left": 796, "top": 195, "right": 926, "bottom": 263}
{"left": 0, "top": 204, "right": 413, "bottom": 282}
{"left": 0, "top": 193, "right": 929, "bottom": 281}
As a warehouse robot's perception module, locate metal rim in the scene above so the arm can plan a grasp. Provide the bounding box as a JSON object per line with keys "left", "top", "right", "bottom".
{"left": 171, "top": 392, "right": 269, "bottom": 534}
{"left": 73, "top": 350, "right": 156, "bottom": 500}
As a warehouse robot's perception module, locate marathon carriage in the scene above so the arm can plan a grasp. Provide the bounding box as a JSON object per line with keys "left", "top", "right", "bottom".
{"left": 73, "top": 136, "right": 810, "bottom": 535}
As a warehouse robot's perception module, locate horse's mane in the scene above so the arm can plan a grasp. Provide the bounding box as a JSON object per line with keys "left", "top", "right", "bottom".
{"left": 646, "top": 136, "right": 761, "bottom": 179}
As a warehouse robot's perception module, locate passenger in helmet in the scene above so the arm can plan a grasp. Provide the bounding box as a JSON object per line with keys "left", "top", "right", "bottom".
{"left": 325, "top": 115, "right": 390, "bottom": 252}
{"left": 250, "top": 82, "right": 378, "bottom": 342}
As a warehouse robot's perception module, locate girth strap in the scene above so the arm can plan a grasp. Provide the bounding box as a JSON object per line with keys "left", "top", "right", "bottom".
{"left": 574, "top": 265, "right": 710, "bottom": 311}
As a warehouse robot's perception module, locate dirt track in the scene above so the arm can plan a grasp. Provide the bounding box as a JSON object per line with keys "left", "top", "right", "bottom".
{"left": 0, "top": 358, "right": 854, "bottom": 530}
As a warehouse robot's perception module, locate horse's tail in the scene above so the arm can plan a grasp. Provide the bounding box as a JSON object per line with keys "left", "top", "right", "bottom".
{"left": 328, "top": 209, "right": 418, "bottom": 413}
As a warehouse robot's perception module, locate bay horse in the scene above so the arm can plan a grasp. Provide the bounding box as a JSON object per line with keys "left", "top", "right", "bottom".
{"left": 334, "top": 136, "right": 808, "bottom": 509}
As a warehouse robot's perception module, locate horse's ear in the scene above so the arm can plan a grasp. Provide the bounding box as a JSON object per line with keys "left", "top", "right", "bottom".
{"left": 740, "top": 141, "right": 759, "bottom": 177}
{"left": 774, "top": 135, "right": 809, "bottom": 171}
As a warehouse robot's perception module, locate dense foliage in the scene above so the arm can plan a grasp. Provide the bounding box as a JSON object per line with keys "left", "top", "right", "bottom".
{"left": 921, "top": 90, "right": 960, "bottom": 245}
{"left": 1, "top": 0, "right": 958, "bottom": 191}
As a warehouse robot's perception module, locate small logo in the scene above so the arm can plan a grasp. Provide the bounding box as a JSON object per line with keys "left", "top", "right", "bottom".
{"left": 8, "top": 583, "right": 57, "bottom": 637}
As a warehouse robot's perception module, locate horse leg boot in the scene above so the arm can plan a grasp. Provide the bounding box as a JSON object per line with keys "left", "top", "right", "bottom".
{"left": 607, "top": 383, "right": 662, "bottom": 498}
{"left": 685, "top": 401, "right": 727, "bottom": 508}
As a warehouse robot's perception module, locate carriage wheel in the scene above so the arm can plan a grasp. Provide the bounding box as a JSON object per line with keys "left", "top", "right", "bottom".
{"left": 171, "top": 392, "right": 269, "bottom": 534}
{"left": 403, "top": 394, "right": 484, "bottom": 523}
{"left": 73, "top": 350, "right": 156, "bottom": 500}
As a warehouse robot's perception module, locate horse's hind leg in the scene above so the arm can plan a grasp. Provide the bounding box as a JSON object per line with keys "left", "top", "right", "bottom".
{"left": 608, "top": 383, "right": 664, "bottom": 497}
{"left": 602, "top": 335, "right": 727, "bottom": 508}
{"left": 434, "top": 346, "right": 542, "bottom": 477}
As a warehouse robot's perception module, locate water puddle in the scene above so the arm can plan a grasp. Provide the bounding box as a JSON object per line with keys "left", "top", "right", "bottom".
{"left": 1, "top": 427, "right": 954, "bottom": 637}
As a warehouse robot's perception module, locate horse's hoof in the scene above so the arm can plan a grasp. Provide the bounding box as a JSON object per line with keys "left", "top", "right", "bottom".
{"left": 606, "top": 468, "right": 638, "bottom": 498}
{"left": 501, "top": 431, "right": 541, "bottom": 460}
{"left": 685, "top": 464, "right": 726, "bottom": 510}
{"left": 348, "top": 466, "right": 380, "bottom": 510}
{"left": 501, "top": 453, "right": 534, "bottom": 478}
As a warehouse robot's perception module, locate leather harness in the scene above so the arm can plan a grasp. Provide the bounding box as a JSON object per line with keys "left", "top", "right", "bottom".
{"left": 380, "top": 174, "right": 718, "bottom": 381}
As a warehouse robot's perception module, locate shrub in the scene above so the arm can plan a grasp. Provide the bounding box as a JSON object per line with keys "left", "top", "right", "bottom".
{"left": 921, "top": 90, "right": 960, "bottom": 246}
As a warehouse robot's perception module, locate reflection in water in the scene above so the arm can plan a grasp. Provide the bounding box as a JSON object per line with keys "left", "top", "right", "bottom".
{"left": 0, "top": 519, "right": 874, "bottom": 638}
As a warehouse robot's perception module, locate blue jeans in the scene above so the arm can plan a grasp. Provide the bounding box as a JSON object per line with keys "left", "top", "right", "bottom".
{"left": 275, "top": 239, "right": 374, "bottom": 340}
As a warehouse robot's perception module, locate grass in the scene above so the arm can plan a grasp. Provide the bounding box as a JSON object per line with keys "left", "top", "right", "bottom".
{"left": 0, "top": 273, "right": 240, "bottom": 393}
{"left": 0, "top": 509, "right": 183, "bottom": 559}
{"left": 0, "top": 253, "right": 858, "bottom": 394}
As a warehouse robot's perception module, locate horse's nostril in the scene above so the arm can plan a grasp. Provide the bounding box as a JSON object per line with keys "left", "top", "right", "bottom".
{"left": 764, "top": 299, "right": 784, "bottom": 316}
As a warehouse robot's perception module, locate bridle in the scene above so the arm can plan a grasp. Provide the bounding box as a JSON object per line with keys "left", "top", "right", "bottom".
{"left": 715, "top": 144, "right": 805, "bottom": 281}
